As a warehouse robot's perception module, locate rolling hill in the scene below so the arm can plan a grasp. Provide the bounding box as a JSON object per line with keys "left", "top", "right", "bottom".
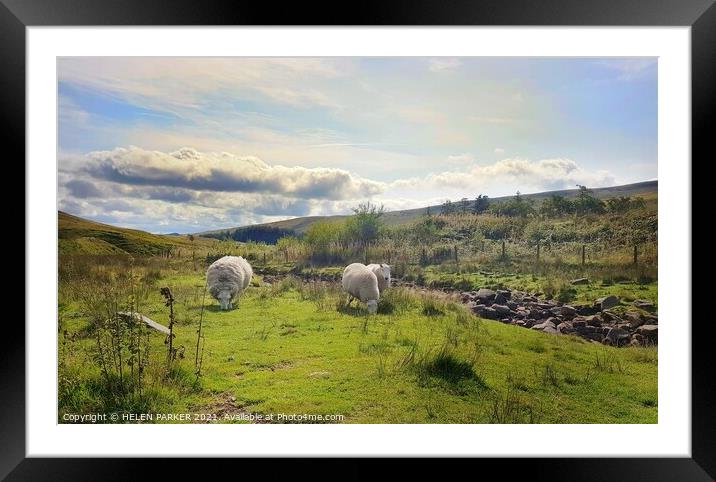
{"left": 58, "top": 211, "right": 217, "bottom": 256}
{"left": 200, "top": 180, "right": 658, "bottom": 242}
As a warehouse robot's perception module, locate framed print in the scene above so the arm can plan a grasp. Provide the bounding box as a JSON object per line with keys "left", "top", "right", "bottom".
{"left": 3, "top": 0, "right": 711, "bottom": 478}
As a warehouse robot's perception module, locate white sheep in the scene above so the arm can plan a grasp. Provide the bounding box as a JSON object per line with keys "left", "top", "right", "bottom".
{"left": 206, "top": 255, "right": 253, "bottom": 310}
{"left": 341, "top": 263, "right": 380, "bottom": 314}
{"left": 366, "top": 263, "right": 391, "bottom": 293}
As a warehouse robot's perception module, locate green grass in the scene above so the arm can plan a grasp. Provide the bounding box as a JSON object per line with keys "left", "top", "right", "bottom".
{"left": 421, "top": 268, "right": 658, "bottom": 306}
{"left": 60, "top": 270, "right": 658, "bottom": 424}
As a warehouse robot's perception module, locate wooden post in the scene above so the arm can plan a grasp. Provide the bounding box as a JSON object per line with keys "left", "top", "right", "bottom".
{"left": 501, "top": 240, "right": 506, "bottom": 258}
{"left": 633, "top": 245, "right": 638, "bottom": 265}
{"left": 536, "top": 240, "right": 540, "bottom": 262}
{"left": 160, "top": 287, "right": 175, "bottom": 369}
{"left": 263, "top": 252, "right": 267, "bottom": 264}
{"left": 364, "top": 245, "right": 369, "bottom": 264}
{"left": 581, "top": 245, "right": 586, "bottom": 266}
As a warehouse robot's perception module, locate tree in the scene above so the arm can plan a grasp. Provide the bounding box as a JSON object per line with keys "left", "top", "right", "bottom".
{"left": 305, "top": 221, "right": 344, "bottom": 250}
{"left": 574, "top": 185, "right": 605, "bottom": 215}
{"left": 540, "top": 195, "right": 574, "bottom": 217}
{"left": 345, "top": 202, "right": 385, "bottom": 246}
{"left": 460, "top": 197, "right": 471, "bottom": 213}
{"left": 473, "top": 194, "right": 490, "bottom": 214}
{"left": 440, "top": 199, "right": 455, "bottom": 215}
{"left": 490, "top": 191, "right": 536, "bottom": 217}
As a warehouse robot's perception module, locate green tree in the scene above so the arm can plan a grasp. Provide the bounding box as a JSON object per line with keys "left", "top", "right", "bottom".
{"left": 305, "top": 221, "right": 344, "bottom": 250}
{"left": 574, "top": 185, "right": 605, "bottom": 215}
{"left": 473, "top": 194, "right": 490, "bottom": 214}
{"left": 540, "top": 195, "right": 574, "bottom": 217}
{"left": 490, "top": 191, "right": 536, "bottom": 217}
{"left": 344, "top": 202, "right": 385, "bottom": 246}
{"left": 440, "top": 199, "right": 455, "bottom": 215}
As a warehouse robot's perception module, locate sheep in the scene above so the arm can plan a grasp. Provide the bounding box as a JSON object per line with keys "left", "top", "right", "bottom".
{"left": 341, "top": 263, "right": 380, "bottom": 314}
{"left": 206, "top": 255, "right": 253, "bottom": 310}
{"left": 366, "top": 263, "right": 391, "bottom": 293}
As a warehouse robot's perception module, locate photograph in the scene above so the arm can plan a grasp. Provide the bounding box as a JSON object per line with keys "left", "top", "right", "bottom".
{"left": 57, "top": 56, "right": 658, "bottom": 425}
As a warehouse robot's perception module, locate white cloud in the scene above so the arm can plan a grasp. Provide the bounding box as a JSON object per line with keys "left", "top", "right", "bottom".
{"left": 81, "top": 146, "right": 385, "bottom": 200}
{"left": 390, "top": 158, "right": 615, "bottom": 196}
{"left": 58, "top": 57, "right": 348, "bottom": 115}
{"left": 58, "top": 95, "right": 90, "bottom": 126}
{"left": 60, "top": 146, "right": 619, "bottom": 233}
{"left": 494, "top": 148, "right": 505, "bottom": 155}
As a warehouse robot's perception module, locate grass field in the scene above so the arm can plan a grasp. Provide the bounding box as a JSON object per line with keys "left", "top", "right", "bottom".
{"left": 59, "top": 265, "right": 657, "bottom": 424}
{"left": 57, "top": 182, "right": 658, "bottom": 424}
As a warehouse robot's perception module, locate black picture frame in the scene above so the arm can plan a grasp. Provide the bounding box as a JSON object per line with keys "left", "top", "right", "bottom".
{"left": 3, "top": 0, "right": 710, "bottom": 479}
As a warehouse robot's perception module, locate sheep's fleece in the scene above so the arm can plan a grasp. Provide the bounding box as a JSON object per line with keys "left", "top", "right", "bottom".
{"left": 342, "top": 263, "right": 380, "bottom": 314}
{"left": 366, "top": 263, "right": 391, "bottom": 292}
{"left": 206, "top": 255, "right": 253, "bottom": 310}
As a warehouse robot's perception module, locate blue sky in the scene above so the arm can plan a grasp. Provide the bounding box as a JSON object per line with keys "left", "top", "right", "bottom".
{"left": 58, "top": 57, "right": 657, "bottom": 233}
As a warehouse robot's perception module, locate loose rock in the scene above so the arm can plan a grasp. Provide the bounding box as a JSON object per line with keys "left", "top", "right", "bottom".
{"left": 637, "top": 324, "right": 658, "bottom": 342}
{"left": 633, "top": 300, "right": 656, "bottom": 312}
{"left": 596, "top": 295, "right": 620, "bottom": 311}
{"left": 492, "top": 304, "right": 512, "bottom": 315}
{"left": 475, "top": 288, "right": 496, "bottom": 303}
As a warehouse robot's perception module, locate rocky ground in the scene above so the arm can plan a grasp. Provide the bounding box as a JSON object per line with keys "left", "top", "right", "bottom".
{"left": 454, "top": 287, "right": 657, "bottom": 347}
{"left": 260, "top": 271, "right": 658, "bottom": 347}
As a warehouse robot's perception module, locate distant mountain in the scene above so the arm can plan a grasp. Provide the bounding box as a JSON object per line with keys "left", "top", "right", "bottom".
{"left": 58, "top": 211, "right": 217, "bottom": 256}
{"left": 199, "top": 180, "right": 658, "bottom": 242}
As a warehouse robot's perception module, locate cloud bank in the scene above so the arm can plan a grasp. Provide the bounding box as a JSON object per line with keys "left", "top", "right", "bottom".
{"left": 59, "top": 146, "right": 620, "bottom": 233}
{"left": 82, "top": 147, "right": 384, "bottom": 200}
{"left": 391, "top": 158, "right": 614, "bottom": 194}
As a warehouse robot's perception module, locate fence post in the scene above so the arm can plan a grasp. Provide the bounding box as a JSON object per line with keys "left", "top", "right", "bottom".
{"left": 581, "top": 245, "right": 586, "bottom": 266}
{"left": 501, "top": 240, "right": 506, "bottom": 259}
{"left": 536, "top": 240, "right": 540, "bottom": 262}
{"left": 263, "top": 252, "right": 267, "bottom": 265}
{"left": 364, "top": 245, "right": 369, "bottom": 264}
{"left": 454, "top": 245, "right": 459, "bottom": 264}
{"left": 633, "top": 245, "right": 638, "bottom": 265}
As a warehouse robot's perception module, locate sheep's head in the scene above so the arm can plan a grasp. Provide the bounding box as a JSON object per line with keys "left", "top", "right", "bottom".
{"left": 217, "top": 290, "right": 233, "bottom": 310}
{"left": 379, "top": 264, "right": 392, "bottom": 285}
{"left": 366, "top": 299, "right": 378, "bottom": 315}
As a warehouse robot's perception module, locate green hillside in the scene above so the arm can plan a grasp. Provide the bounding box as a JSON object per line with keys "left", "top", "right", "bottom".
{"left": 58, "top": 211, "right": 217, "bottom": 256}
{"left": 201, "top": 180, "right": 657, "bottom": 240}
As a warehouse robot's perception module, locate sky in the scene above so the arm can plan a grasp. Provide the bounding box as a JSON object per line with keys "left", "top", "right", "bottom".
{"left": 57, "top": 57, "right": 657, "bottom": 234}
